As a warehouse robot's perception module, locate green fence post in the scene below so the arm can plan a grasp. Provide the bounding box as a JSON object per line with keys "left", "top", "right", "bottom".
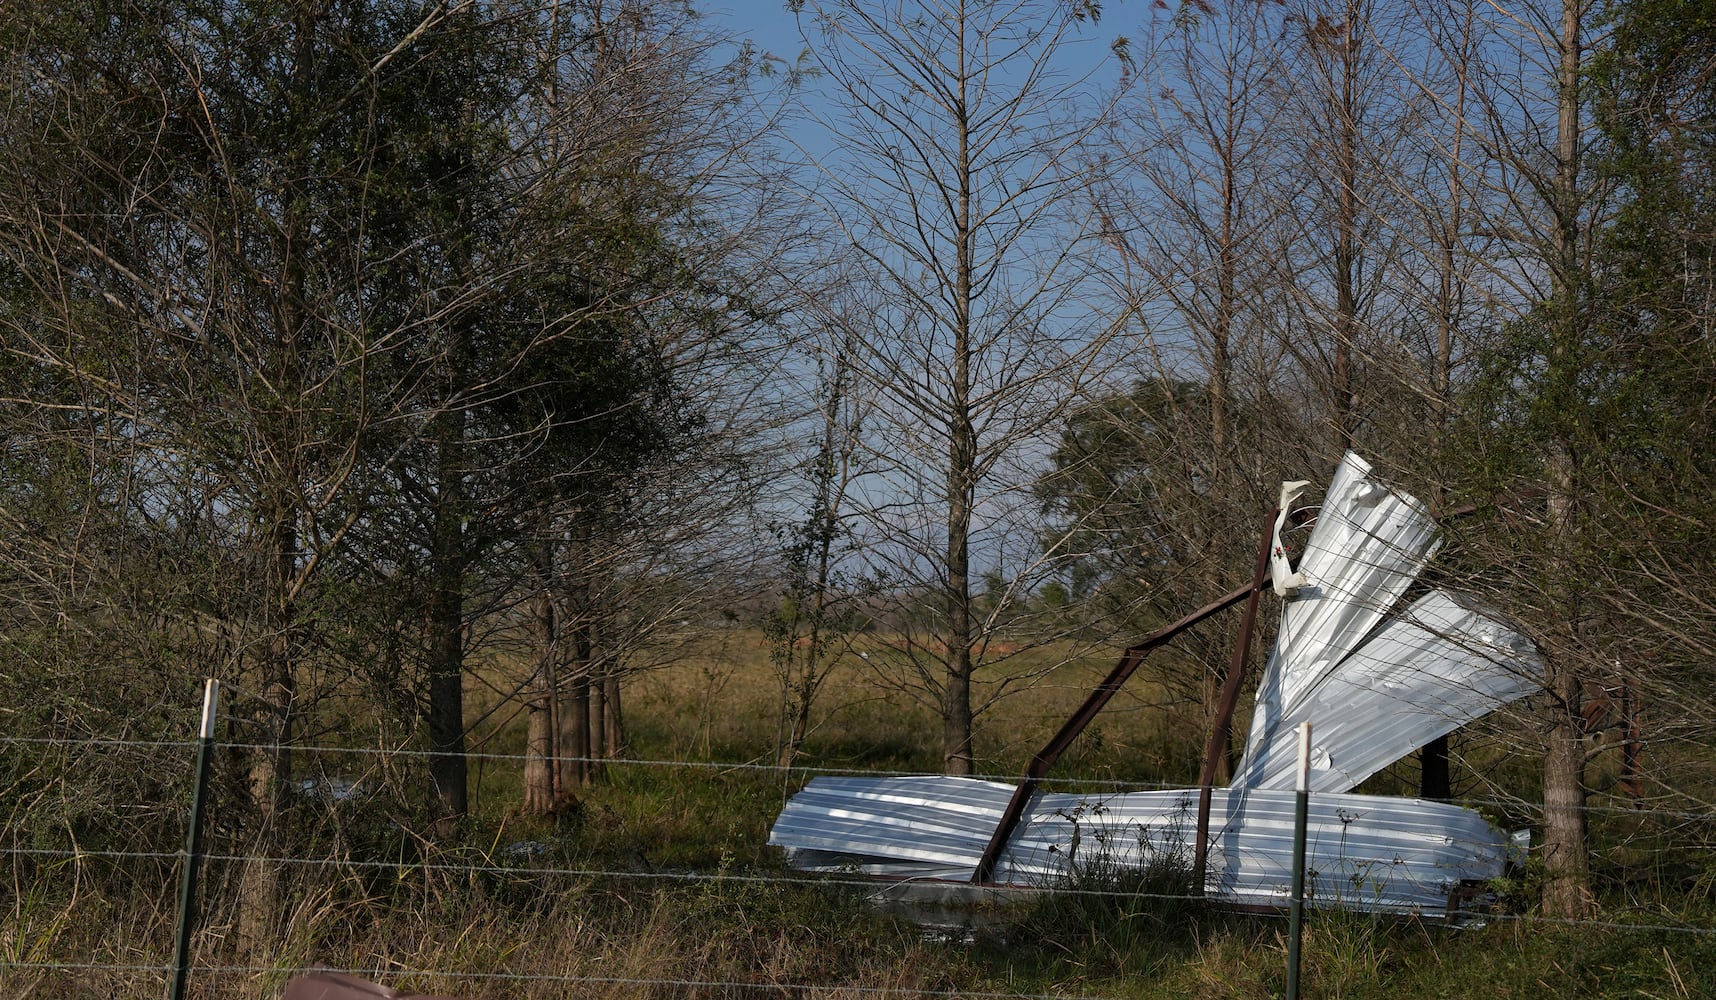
{"left": 1285, "top": 721, "right": 1311, "bottom": 1000}
{"left": 170, "top": 678, "right": 219, "bottom": 1000}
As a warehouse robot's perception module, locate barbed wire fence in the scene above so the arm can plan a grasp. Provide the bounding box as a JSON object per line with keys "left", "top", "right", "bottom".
{"left": 4, "top": 725, "right": 1716, "bottom": 1000}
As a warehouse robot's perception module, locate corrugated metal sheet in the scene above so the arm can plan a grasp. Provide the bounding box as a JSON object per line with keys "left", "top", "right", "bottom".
{"left": 768, "top": 453, "right": 1540, "bottom": 917}
{"left": 1237, "top": 452, "right": 1443, "bottom": 783}
{"left": 1234, "top": 454, "right": 1541, "bottom": 791}
{"left": 770, "top": 776, "right": 1507, "bottom": 916}
{"left": 1234, "top": 589, "right": 1543, "bottom": 791}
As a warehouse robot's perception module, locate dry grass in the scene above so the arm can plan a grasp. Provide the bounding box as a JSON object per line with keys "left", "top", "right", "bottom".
{"left": 9, "top": 626, "right": 1716, "bottom": 999}
{"left": 619, "top": 626, "right": 1209, "bottom": 782}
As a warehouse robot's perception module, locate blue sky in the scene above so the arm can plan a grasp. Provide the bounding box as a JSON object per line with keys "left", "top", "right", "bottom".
{"left": 707, "top": 2, "right": 813, "bottom": 65}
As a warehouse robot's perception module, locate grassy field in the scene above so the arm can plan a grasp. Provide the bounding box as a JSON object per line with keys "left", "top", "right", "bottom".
{"left": 6, "top": 627, "right": 1716, "bottom": 999}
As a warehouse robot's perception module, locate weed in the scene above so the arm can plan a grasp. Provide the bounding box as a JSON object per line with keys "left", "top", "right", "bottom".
{"left": 12, "top": 629, "right": 1716, "bottom": 998}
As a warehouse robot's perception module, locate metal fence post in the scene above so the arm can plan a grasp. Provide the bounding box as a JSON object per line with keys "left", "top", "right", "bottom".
{"left": 170, "top": 678, "right": 219, "bottom": 1000}
{"left": 1285, "top": 721, "right": 1311, "bottom": 1000}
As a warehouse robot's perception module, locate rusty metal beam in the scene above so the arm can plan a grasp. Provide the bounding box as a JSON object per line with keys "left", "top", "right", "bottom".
{"left": 1191, "top": 509, "right": 1280, "bottom": 890}
{"left": 970, "top": 578, "right": 1256, "bottom": 884}
{"left": 965, "top": 467, "right": 1515, "bottom": 887}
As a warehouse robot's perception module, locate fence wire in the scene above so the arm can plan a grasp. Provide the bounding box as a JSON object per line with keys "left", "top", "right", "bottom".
{"left": 4, "top": 733, "right": 1716, "bottom": 1000}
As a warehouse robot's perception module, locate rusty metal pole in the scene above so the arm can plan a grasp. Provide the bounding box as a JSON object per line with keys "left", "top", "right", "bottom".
{"left": 970, "top": 584, "right": 1254, "bottom": 884}
{"left": 1190, "top": 508, "right": 1279, "bottom": 894}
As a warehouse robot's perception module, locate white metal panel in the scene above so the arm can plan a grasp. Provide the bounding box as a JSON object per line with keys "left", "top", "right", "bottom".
{"left": 1268, "top": 452, "right": 1443, "bottom": 710}
{"left": 1236, "top": 454, "right": 1444, "bottom": 788}
{"left": 1235, "top": 590, "right": 1543, "bottom": 791}
{"left": 770, "top": 776, "right": 1509, "bottom": 916}
{"left": 768, "top": 453, "right": 1543, "bottom": 919}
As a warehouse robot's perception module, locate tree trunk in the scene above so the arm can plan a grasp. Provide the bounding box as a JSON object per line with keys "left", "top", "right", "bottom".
{"left": 780, "top": 696, "right": 810, "bottom": 770}
{"left": 942, "top": 405, "right": 975, "bottom": 774}
{"left": 523, "top": 522, "right": 562, "bottom": 814}
{"left": 426, "top": 410, "right": 467, "bottom": 837}
{"left": 943, "top": 21, "right": 977, "bottom": 776}
{"left": 1421, "top": 10, "right": 1470, "bottom": 802}
{"left": 942, "top": 650, "right": 973, "bottom": 775}
{"left": 236, "top": 682, "right": 292, "bottom": 957}
{"left": 779, "top": 611, "right": 825, "bottom": 769}
{"left": 602, "top": 661, "right": 624, "bottom": 760}
{"left": 1540, "top": 441, "right": 1590, "bottom": 915}
{"left": 588, "top": 636, "right": 608, "bottom": 778}
{"left": 1539, "top": 0, "right": 1592, "bottom": 919}
{"left": 557, "top": 524, "right": 593, "bottom": 789}
{"left": 237, "top": 498, "right": 298, "bottom": 956}
{"left": 425, "top": 9, "right": 482, "bottom": 838}
{"left": 239, "top": 8, "right": 313, "bottom": 939}
{"left": 559, "top": 622, "right": 592, "bottom": 789}
{"left": 1541, "top": 638, "right": 1591, "bottom": 916}
{"left": 1330, "top": 5, "right": 1360, "bottom": 452}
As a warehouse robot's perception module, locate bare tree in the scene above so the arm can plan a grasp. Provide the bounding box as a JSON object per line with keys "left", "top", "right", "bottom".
{"left": 1278, "top": 0, "right": 1612, "bottom": 914}
{"left": 1270, "top": 0, "right": 1429, "bottom": 455}
{"left": 494, "top": 0, "right": 810, "bottom": 811}
{"left": 1077, "top": 0, "right": 1314, "bottom": 777}
{"left": 768, "top": 294, "right": 870, "bottom": 769}
{"left": 791, "top": 0, "right": 1119, "bottom": 774}
{"left": 1410, "top": 0, "right": 1611, "bottom": 919}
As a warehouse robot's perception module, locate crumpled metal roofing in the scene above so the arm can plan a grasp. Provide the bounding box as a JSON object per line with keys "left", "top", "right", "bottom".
{"left": 769, "top": 452, "right": 1542, "bottom": 916}
{"left": 1234, "top": 588, "right": 1542, "bottom": 792}
{"left": 1235, "top": 453, "right": 1543, "bottom": 791}
{"left": 1254, "top": 452, "right": 1444, "bottom": 717}
{"left": 772, "top": 775, "right": 1508, "bottom": 916}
